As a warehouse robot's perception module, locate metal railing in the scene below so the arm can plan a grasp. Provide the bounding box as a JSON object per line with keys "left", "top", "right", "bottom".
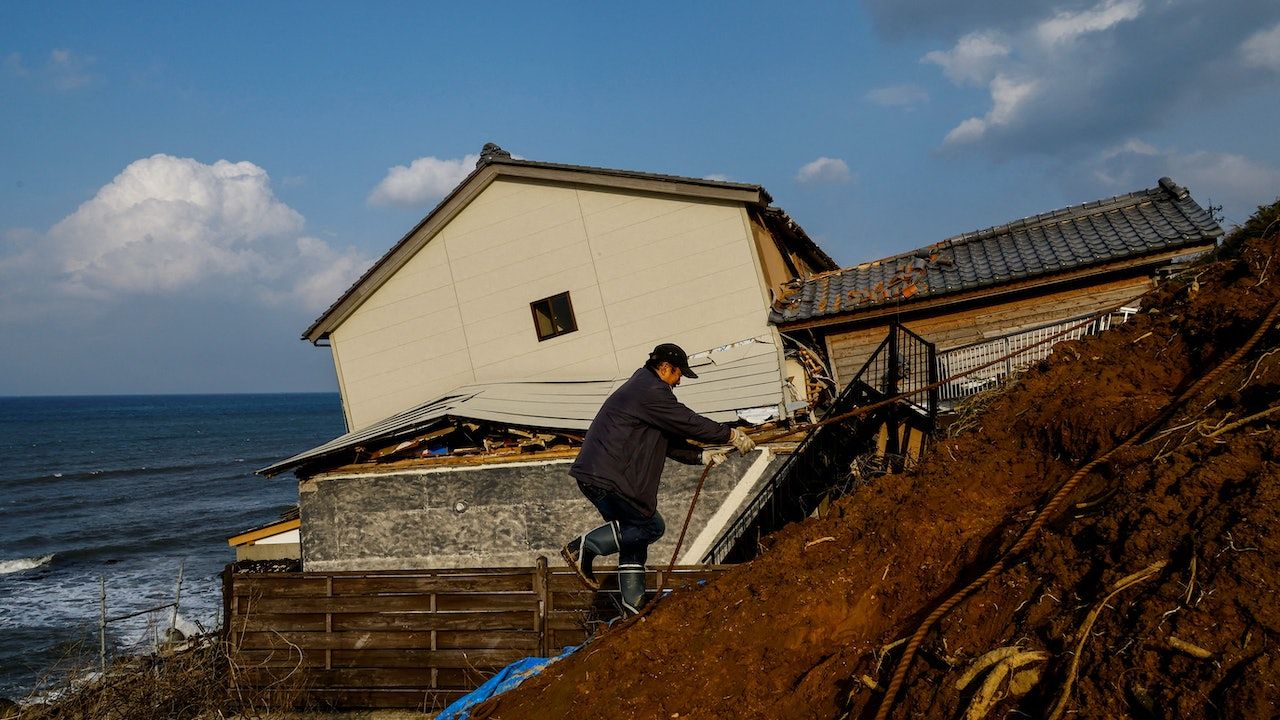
{"left": 936, "top": 306, "right": 1139, "bottom": 404}
{"left": 703, "top": 323, "right": 936, "bottom": 565}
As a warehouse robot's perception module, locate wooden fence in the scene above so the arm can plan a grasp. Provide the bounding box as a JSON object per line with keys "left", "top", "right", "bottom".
{"left": 223, "top": 559, "right": 731, "bottom": 710}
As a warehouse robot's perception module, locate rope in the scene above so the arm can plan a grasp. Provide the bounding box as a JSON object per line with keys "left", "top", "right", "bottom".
{"left": 656, "top": 460, "right": 716, "bottom": 598}
{"left": 870, "top": 294, "right": 1280, "bottom": 720}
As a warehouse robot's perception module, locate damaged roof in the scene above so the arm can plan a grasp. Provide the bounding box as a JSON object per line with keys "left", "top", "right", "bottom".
{"left": 259, "top": 338, "right": 785, "bottom": 477}
{"left": 304, "top": 144, "right": 834, "bottom": 343}
{"left": 772, "top": 177, "right": 1223, "bottom": 326}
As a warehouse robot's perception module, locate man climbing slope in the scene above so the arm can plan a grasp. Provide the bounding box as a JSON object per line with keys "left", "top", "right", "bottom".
{"left": 561, "top": 343, "right": 755, "bottom": 614}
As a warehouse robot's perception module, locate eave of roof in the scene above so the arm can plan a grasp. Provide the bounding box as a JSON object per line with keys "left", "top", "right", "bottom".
{"left": 303, "top": 146, "right": 774, "bottom": 343}
{"left": 771, "top": 177, "right": 1223, "bottom": 326}
{"left": 260, "top": 338, "right": 785, "bottom": 477}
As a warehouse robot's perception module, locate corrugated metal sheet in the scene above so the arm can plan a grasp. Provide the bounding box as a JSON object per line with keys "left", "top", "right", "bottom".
{"left": 259, "top": 339, "right": 784, "bottom": 477}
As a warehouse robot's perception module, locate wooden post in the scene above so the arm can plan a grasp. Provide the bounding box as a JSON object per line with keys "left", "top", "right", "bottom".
{"left": 325, "top": 575, "right": 333, "bottom": 671}
{"left": 221, "top": 565, "right": 234, "bottom": 643}
{"left": 533, "top": 556, "right": 549, "bottom": 657}
{"left": 170, "top": 560, "right": 185, "bottom": 635}
{"left": 98, "top": 577, "right": 106, "bottom": 674}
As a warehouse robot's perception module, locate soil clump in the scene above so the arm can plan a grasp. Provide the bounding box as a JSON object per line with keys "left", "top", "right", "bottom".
{"left": 481, "top": 218, "right": 1280, "bottom": 719}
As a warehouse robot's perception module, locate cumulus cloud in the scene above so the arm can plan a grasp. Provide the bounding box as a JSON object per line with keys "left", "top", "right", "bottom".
{"left": 906, "top": 0, "right": 1280, "bottom": 157}
{"left": 1034, "top": 0, "right": 1143, "bottom": 46}
{"left": 796, "top": 157, "right": 853, "bottom": 185}
{"left": 0, "top": 155, "right": 369, "bottom": 317}
{"left": 866, "top": 84, "right": 929, "bottom": 107}
{"left": 368, "top": 154, "right": 479, "bottom": 207}
{"left": 943, "top": 75, "right": 1039, "bottom": 146}
{"left": 1240, "top": 22, "right": 1280, "bottom": 71}
{"left": 923, "top": 32, "right": 1010, "bottom": 86}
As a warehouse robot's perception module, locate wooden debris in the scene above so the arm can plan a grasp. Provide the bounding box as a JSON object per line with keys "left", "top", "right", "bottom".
{"left": 1047, "top": 559, "right": 1167, "bottom": 720}
{"left": 1167, "top": 636, "right": 1213, "bottom": 659}
{"left": 804, "top": 536, "right": 836, "bottom": 549}
{"left": 956, "top": 648, "right": 1049, "bottom": 720}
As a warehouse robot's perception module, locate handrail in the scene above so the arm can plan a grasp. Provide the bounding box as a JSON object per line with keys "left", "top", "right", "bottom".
{"left": 936, "top": 306, "right": 1139, "bottom": 403}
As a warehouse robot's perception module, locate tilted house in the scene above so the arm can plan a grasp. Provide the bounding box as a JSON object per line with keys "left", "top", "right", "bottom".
{"left": 771, "top": 178, "right": 1223, "bottom": 400}
{"left": 261, "top": 144, "right": 838, "bottom": 571}
{"left": 305, "top": 143, "right": 834, "bottom": 432}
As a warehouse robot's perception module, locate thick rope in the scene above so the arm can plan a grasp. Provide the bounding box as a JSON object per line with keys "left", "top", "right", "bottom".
{"left": 870, "top": 295, "right": 1280, "bottom": 720}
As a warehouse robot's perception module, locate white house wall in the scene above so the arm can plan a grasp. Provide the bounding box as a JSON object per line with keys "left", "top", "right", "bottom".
{"left": 331, "top": 178, "right": 774, "bottom": 431}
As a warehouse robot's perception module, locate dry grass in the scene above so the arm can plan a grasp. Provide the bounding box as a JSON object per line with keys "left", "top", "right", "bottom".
{"left": 12, "top": 636, "right": 315, "bottom": 720}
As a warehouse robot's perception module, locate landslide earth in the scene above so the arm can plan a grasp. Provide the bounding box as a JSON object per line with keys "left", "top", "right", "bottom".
{"left": 482, "top": 221, "right": 1280, "bottom": 720}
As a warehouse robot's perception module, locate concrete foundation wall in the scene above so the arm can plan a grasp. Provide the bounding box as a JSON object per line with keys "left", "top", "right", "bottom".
{"left": 299, "top": 452, "right": 783, "bottom": 571}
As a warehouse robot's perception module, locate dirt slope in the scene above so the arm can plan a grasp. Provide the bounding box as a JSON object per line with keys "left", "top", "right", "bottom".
{"left": 481, "top": 227, "right": 1280, "bottom": 720}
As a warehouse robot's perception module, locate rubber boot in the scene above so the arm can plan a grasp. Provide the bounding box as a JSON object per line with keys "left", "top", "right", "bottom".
{"left": 561, "top": 521, "right": 620, "bottom": 590}
{"left": 618, "top": 563, "right": 648, "bottom": 615}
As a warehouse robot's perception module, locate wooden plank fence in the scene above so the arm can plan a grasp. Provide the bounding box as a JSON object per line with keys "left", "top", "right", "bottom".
{"left": 223, "top": 558, "right": 730, "bottom": 710}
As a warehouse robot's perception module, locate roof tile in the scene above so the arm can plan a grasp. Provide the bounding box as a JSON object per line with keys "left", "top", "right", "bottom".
{"left": 772, "top": 179, "right": 1222, "bottom": 324}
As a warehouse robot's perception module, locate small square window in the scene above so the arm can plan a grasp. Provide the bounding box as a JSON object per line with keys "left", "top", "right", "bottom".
{"left": 531, "top": 291, "right": 577, "bottom": 341}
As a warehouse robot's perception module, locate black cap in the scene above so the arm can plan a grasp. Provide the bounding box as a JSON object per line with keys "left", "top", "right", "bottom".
{"left": 649, "top": 343, "right": 698, "bottom": 378}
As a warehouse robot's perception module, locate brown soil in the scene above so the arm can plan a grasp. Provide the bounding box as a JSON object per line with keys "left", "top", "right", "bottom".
{"left": 480, "top": 230, "right": 1280, "bottom": 720}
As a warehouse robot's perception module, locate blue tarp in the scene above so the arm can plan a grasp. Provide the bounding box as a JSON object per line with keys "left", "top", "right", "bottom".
{"left": 435, "top": 645, "right": 578, "bottom": 720}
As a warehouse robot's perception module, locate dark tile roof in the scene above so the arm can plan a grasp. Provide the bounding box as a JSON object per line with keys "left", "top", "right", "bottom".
{"left": 771, "top": 178, "right": 1223, "bottom": 325}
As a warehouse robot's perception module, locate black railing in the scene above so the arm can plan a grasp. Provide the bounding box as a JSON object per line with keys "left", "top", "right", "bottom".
{"left": 702, "top": 322, "right": 937, "bottom": 564}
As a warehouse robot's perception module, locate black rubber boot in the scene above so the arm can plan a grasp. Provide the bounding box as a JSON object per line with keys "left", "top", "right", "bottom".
{"left": 561, "top": 521, "right": 620, "bottom": 590}
{"left": 618, "top": 563, "right": 648, "bottom": 615}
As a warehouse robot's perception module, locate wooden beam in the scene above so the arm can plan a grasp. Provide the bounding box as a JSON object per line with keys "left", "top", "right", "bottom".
{"left": 227, "top": 518, "right": 300, "bottom": 547}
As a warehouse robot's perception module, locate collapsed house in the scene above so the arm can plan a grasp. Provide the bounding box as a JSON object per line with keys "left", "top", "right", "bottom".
{"left": 249, "top": 146, "right": 1222, "bottom": 574}
{"left": 255, "top": 144, "right": 837, "bottom": 571}
{"left": 773, "top": 177, "right": 1222, "bottom": 405}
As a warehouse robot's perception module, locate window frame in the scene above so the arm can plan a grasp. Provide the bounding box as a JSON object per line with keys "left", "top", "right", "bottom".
{"left": 530, "top": 291, "right": 578, "bottom": 342}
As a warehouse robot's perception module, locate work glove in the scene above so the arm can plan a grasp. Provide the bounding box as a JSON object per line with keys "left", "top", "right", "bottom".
{"left": 701, "top": 448, "right": 729, "bottom": 466}
{"left": 729, "top": 428, "right": 756, "bottom": 455}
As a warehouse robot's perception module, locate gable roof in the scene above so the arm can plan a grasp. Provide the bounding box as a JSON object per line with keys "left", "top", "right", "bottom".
{"left": 304, "top": 144, "right": 833, "bottom": 343}
{"left": 771, "top": 178, "right": 1223, "bottom": 326}
{"left": 260, "top": 338, "right": 786, "bottom": 477}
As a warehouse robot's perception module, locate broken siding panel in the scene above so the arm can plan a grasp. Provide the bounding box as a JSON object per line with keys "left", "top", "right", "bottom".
{"left": 346, "top": 357, "right": 475, "bottom": 431}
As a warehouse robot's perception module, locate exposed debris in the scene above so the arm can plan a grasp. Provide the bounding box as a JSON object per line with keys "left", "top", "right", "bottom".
{"left": 478, "top": 204, "right": 1280, "bottom": 719}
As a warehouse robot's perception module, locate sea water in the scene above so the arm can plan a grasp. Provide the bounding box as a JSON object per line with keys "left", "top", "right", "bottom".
{"left": 0, "top": 394, "right": 344, "bottom": 699}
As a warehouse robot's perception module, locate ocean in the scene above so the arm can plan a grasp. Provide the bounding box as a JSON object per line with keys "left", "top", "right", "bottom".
{"left": 0, "top": 393, "right": 344, "bottom": 700}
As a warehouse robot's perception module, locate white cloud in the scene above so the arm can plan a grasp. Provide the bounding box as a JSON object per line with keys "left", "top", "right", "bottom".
{"left": 273, "top": 236, "right": 369, "bottom": 311}
{"left": 911, "top": 1, "right": 1280, "bottom": 156}
{"left": 944, "top": 75, "right": 1039, "bottom": 145}
{"left": 1, "top": 154, "right": 368, "bottom": 315}
{"left": 1240, "top": 22, "right": 1280, "bottom": 71}
{"left": 1035, "top": 0, "right": 1143, "bottom": 46}
{"left": 703, "top": 173, "right": 732, "bottom": 182}
{"left": 866, "top": 84, "right": 929, "bottom": 107}
{"left": 796, "top": 157, "right": 853, "bottom": 185}
{"left": 368, "top": 154, "right": 479, "bottom": 207}
{"left": 1084, "top": 140, "right": 1280, "bottom": 225}
{"left": 922, "top": 32, "right": 1010, "bottom": 86}
{"left": 47, "top": 48, "right": 93, "bottom": 89}
{"left": 4, "top": 49, "right": 95, "bottom": 90}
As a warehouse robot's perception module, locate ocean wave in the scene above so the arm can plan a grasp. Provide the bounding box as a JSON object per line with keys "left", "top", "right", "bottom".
{"left": 0, "top": 554, "right": 54, "bottom": 575}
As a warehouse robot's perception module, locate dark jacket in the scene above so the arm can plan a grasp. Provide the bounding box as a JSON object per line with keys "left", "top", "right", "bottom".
{"left": 570, "top": 367, "right": 732, "bottom": 516}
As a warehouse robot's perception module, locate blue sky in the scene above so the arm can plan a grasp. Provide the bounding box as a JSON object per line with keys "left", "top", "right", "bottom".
{"left": 3, "top": 1, "right": 1279, "bottom": 395}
